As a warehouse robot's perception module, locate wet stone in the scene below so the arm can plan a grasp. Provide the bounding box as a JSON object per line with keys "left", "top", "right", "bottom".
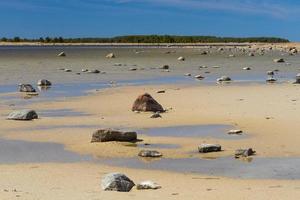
{"left": 198, "top": 144, "right": 221, "bottom": 153}
{"left": 138, "top": 150, "right": 162, "bottom": 158}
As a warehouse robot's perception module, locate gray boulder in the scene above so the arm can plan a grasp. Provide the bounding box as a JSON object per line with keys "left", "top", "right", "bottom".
{"left": 7, "top": 110, "right": 38, "bottom": 120}
{"left": 136, "top": 181, "right": 161, "bottom": 190}
{"left": 138, "top": 150, "right": 162, "bottom": 158}
{"left": 132, "top": 93, "right": 164, "bottom": 112}
{"left": 198, "top": 144, "right": 221, "bottom": 153}
{"left": 37, "top": 79, "right": 52, "bottom": 86}
{"left": 101, "top": 173, "right": 135, "bottom": 192}
{"left": 235, "top": 148, "right": 256, "bottom": 158}
{"left": 91, "top": 129, "right": 137, "bottom": 142}
{"left": 19, "top": 84, "right": 36, "bottom": 93}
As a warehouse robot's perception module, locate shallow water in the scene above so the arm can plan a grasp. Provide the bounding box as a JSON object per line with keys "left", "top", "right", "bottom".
{"left": 138, "top": 124, "right": 246, "bottom": 139}
{"left": 100, "top": 157, "right": 300, "bottom": 180}
{"left": 0, "top": 139, "right": 92, "bottom": 164}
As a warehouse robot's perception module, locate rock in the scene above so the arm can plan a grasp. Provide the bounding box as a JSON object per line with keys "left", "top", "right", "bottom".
{"left": 114, "top": 63, "right": 122, "bottom": 66}
{"left": 37, "top": 79, "right": 52, "bottom": 86}
{"left": 18, "top": 84, "right": 36, "bottom": 92}
{"left": 200, "top": 51, "right": 208, "bottom": 55}
{"left": 82, "top": 69, "right": 88, "bottom": 72}
{"left": 177, "top": 56, "right": 185, "bottom": 61}
{"left": 64, "top": 69, "right": 72, "bottom": 72}
{"left": 156, "top": 90, "right": 165, "bottom": 94}
{"left": 235, "top": 148, "right": 256, "bottom": 158}
{"left": 160, "top": 65, "right": 169, "bottom": 70}
{"left": 150, "top": 112, "right": 162, "bottom": 118}
{"left": 132, "top": 93, "right": 164, "bottom": 112}
{"left": 58, "top": 52, "right": 66, "bottom": 57}
{"left": 101, "top": 173, "right": 135, "bottom": 192}
{"left": 248, "top": 53, "right": 255, "bottom": 57}
{"left": 198, "top": 144, "right": 221, "bottom": 153}
{"left": 91, "top": 129, "right": 137, "bottom": 142}
{"left": 267, "top": 71, "right": 274, "bottom": 76}
{"left": 228, "top": 54, "right": 235, "bottom": 57}
{"left": 217, "top": 76, "right": 231, "bottom": 82}
{"left": 138, "top": 150, "right": 162, "bottom": 157}
{"left": 243, "top": 67, "right": 251, "bottom": 70}
{"left": 185, "top": 73, "right": 192, "bottom": 76}
{"left": 129, "top": 68, "right": 137, "bottom": 71}
{"left": 199, "top": 66, "right": 208, "bottom": 69}
{"left": 7, "top": 110, "right": 38, "bottom": 120}
{"left": 218, "top": 47, "right": 224, "bottom": 51}
{"left": 136, "top": 181, "right": 161, "bottom": 190}
{"left": 212, "top": 66, "right": 220, "bottom": 69}
{"left": 266, "top": 77, "right": 277, "bottom": 83}
{"left": 228, "top": 129, "right": 243, "bottom": 135}
{"left": 294, "top": 73, "right": 300, "bottom": 84}
{"left": 106, "top": 53, "right": 115, "bottom": 58}
{"left": 274, "top": 58, "right": 285, "bottom": 63}
{"left": 88, "top": 69, "right": 100, "bottom": 74}
{"left": 194, "top": 75, "right": 205, "bottom": 80}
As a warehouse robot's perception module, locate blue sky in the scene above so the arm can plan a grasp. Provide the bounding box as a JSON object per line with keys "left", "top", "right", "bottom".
{"left": 0, "top": 0, "right": 300, "bottom": 41}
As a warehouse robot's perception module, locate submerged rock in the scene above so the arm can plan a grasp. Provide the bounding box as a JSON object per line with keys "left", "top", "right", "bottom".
{"left": 37, "top": 79, "right": 52, "bottom": 86}
{"left": 132, "top": 93, "right": 164, "bottom": 112}
{"left": 106, "top": 53, "right": 115, "bottom": 58}
{"left": 136, "top": 181, "right": 161, "bottom": 190}
{"left": 91, "top": 129, "right": 137, "bottom": 142}
{"left": 138, "top": 150, "right": 162, "bottom": 158}
{"left": 7, "top": 109, "right": 38, "bottom": 120}
{"left": 18, "top": 84, "right": 36, "bottom": 93}
{"left": 198, "top": 144, "right": 221, "bottom": 153}
{"left": 101, "top": 173, "right": 135, "bottom": 192}
{"left": 235, "top": 148, "right": 256, "bottom": 158}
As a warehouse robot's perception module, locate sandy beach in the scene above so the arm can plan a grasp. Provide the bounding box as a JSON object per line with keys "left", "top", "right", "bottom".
{"left": 1, "top": 44, "right": 300, "bottom": 199}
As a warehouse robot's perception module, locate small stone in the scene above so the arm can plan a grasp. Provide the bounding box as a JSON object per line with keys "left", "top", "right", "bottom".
{"left": 91, "top": 129, "right": 137, "bottom": 142}
{"left": 185, "top": 73, "right": 192, "bottom": 76}
{"left": 273, "top": 58, "right": 285, "bottom": 63}
{"left": 106, "top": 53, "right": 115, "bottom": 58}
{"left": 198, "top": 144, "right": 221, "bottom": 153}
{"left": 64, "top": 69, "right": 72, "bottom": 72}
{"left": 138, "top": 150, "right": 162, "bottom": 157}
{"left": 267, "top": 71, "right": 274, "bottom": 76}
{"left": 228, "top": 129, "right": 243, "bottom": 135}
{"left": 160, "top": 65, "right": 169, "bottom": 70}
{"left": 81, "top": 69, "right": 88, "bottom": 72}
{"left": 217, "top": 76, "right": 231, "bottom": 82}
{"left": 235, "top": 148, "right": 256, "bottom": 158}
{"left": 88, "top": 69, "right": 100, "bottom": 74}
{"left": 243, "top": 67, "right": 251, "bottom": 70}
{"left": 136, "top": 181, "right": 161, "bottom": 190}
{"left": 157, "top": 90, "right": 165, "bottom": 94}
{"left": 18, "top": 84, "right": 36, "bottom": 93}
{"left": 177, "top": 56, "right": 185, "bottom": 61}
{"left": 150, "top": 113, "right": 162, "bottom": 118}
{"left": 266, "top": 77, "right": 277, "bottom": 83}
{"left": 58, "top": 52, "right": 66, "bottom": 57}
{"left": 132, "top": 93, "right": 164, "bottom": 112}
{"left": 194, "top": 75, "right": 205, "bottom": 80}
{"left": 37, "top": 79, "right": 52, "bottom": 86}
{"left": 129, "top": 68, "right": 137, "bottom": 71}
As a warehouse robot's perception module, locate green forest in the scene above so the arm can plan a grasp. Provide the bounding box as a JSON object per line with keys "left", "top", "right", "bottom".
{"left": 0, "top": 35, "right": 289, "bottom": 43}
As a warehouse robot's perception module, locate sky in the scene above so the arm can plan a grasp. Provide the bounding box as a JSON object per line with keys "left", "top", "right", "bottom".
{"left": 0, "top": 0, "right": 300, "bottom": 41}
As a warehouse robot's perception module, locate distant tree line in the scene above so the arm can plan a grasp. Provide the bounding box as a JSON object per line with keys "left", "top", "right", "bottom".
{"left": 0, "top": 35, "right": 289, "bottom": 43}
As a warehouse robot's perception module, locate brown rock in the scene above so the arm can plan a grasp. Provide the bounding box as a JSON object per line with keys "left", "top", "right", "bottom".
{"left": 91, "top": 129, "right": 137, "bottom": 142}
{"left": 132, "top": 93, "right": 164, "bottom": 112}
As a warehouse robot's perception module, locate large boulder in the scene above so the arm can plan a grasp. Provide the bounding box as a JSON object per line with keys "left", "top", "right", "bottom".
{"left": 37, "top": 79, "right": 52, "bottom": 86}
{"left": 91, "top": 129, "right": 137, "bottom": 142}
{"left": 138, "top": 150, "right": 162, "bottom": 158}
{"left": 7, "top": 110, "right": 38, "bottom": 120}
{"left": 132, "top": 93, "right": 164, "bottom": 112}
{"left": 101, "top": 173, "right": 135, "bottom": 192}
{"left": 198, "top": 144, "right": 221, "bottom": 153}
{"left": 19, "top": 84, "right": 36, "bottom": 93}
